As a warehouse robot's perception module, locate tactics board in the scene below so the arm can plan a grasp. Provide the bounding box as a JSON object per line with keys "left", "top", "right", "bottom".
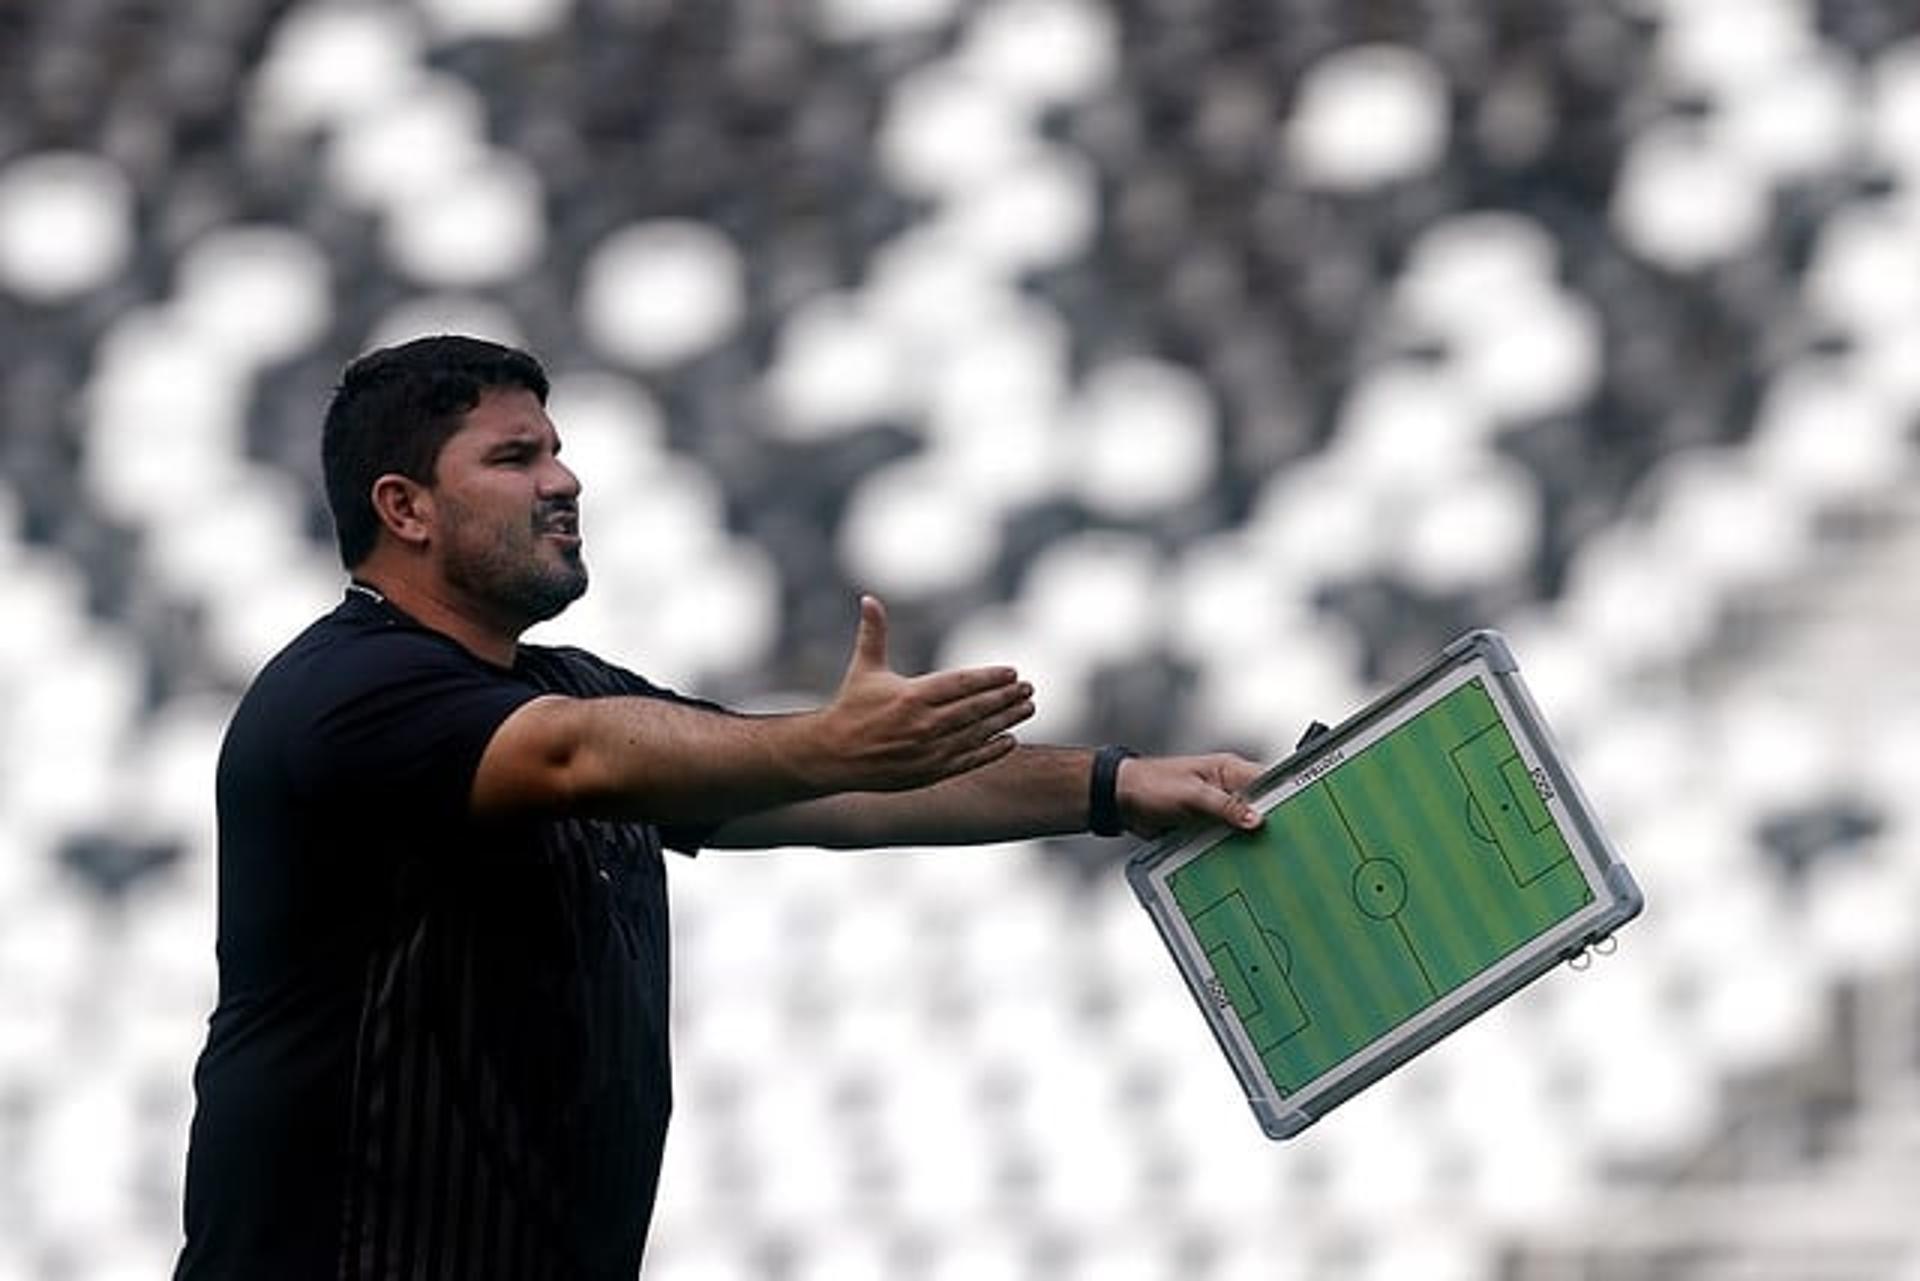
{"left": 1128, "top": 630, "right": 1641, "bottom": 1139}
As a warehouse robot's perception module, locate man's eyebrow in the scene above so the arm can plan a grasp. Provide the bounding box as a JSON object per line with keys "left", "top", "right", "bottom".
{"left": 485, "top": 428, "right": 557, "bottom": 453}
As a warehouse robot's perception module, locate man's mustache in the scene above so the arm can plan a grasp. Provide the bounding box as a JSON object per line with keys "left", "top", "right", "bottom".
{"left": 535, "top": 502, "right": 580, "bottom": 532}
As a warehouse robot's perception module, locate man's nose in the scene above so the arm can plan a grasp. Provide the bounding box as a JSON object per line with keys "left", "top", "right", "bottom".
{"left": 541, "top": 457, "right": 582, "bottom": 498}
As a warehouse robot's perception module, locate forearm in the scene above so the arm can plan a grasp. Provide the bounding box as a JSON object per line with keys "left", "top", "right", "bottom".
{"left": 706, "top": 744, "right": 1096, "bottom": 848}
{"left": 476, "top": 694, "right": 836, "bottom": 824}
{"left": 706, "top": 743, "right": 1269, "bottom": 850}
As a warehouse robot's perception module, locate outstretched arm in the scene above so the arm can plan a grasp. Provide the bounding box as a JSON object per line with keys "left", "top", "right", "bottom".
{"left": 470, "top": 596, "right": 1034, "bottom": 824}
{"left": 705, "top": 743, "right": 1265, "bottom": 849}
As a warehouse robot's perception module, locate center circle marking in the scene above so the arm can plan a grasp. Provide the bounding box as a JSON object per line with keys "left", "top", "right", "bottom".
{"left": 1353, "top": 858, "right": 1408, "bottom": 919}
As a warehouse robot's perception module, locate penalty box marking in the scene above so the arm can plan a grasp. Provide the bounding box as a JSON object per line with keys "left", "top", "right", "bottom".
{"left": 1449, "top": 718, "right": 1574, "bottom": 889}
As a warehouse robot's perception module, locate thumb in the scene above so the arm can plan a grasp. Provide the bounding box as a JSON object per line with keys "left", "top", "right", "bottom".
{"left": 847, "top": 594, "right": 889, "bottom": 675}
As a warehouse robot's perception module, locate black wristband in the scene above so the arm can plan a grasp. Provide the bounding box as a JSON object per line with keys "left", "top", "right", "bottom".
{"left": 1088, "top": 745, "right": 1137, "bottom": 837}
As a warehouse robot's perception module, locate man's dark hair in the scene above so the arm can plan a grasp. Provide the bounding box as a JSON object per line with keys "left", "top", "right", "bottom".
{"left": 321, "top": 334, "right": 551, "bottom": 567}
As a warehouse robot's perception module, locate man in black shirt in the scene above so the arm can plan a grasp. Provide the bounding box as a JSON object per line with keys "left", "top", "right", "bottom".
{"left": 175, "top": 335, "right": 1264, "bottom": 1279}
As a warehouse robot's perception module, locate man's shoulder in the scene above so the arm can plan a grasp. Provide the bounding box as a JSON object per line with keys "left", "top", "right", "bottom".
{"left": 514, "top": 641, "right": 654, "bottom": 699}
{"left": 513, "top": 644, "right": 728, "bottom": 716}
{"left": 269, "top": 598, "right": 468, "bottom": 672}
{"left": 240, "top": 596, "right": 515, "bottom": 717}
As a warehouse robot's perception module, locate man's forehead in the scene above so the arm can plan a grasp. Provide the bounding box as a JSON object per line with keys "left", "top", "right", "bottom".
{"left": 454, "top": 387, "right": 559, "bottom": 443}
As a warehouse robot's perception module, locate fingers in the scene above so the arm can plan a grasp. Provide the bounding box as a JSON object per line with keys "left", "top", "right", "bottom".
{"left": 818, "top": 603, "right": 1032, "bottom": 789}
{"left": 848, "top": 594, "right": 889, "bottom": 674}
{"left": 894, "top": 685, "right": 1033, "bottom": 786}
{"left": 845, "top": 596, "right": 1018, "bottom": 704}
{"left": 823, "top": 593, "right": 1043, "bottom": 788}
{"left": 1138, "top": 790, "right": 1259, "bottom": 838}
{"left": 965, "top": 686, "right": 1035, "bottom": 744}
{"left": 843, "top": 593, "right": 1025, "bottom": 709}
{"left": 1178, "top": 755, "right": 1263, "bottom": 830}
{"left": 914, "top": 662, "right": 1021, "bottom": 705}
{"left": 905, "top": 676, "right": 1030, "bottom": 784}
{"left": 1206, "top": 784, "right": 1264, "bottom": 831}
{"left": 945, "top": 731, "right": 1020, "bottom": 777}
{"left": 1186, "top": 754, "right": 1264, "bottom": 829}
{"left": 1121, "top": 755, "right": 1266, "bottom": 836}
{"left": 1214, "top": 754, "right": 1266, "bottom": 794}
{"left": 929, "top": 677, "right": 1033, "bottom": 735}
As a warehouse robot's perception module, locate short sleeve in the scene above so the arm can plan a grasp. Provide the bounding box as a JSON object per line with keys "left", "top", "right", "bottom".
{"left": 285, "top": 630, "right": 539, "bottom": 831}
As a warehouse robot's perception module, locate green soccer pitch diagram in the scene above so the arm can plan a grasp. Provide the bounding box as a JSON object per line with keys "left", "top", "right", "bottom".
{"left": 1164, "top": 675, "right": 1594, "bottom": 1097}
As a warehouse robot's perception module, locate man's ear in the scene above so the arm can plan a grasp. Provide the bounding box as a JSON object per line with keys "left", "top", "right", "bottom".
{"left": 369, "top": 473, "right": 433, "bottom": 549}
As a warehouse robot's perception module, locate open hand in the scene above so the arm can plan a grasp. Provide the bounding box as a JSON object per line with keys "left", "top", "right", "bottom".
{"left": 808, "top": 596, "right": 1034, "bottom": 792}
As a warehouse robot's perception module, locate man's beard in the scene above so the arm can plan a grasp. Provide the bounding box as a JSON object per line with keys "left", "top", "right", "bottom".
{"left": 442, "top": 506, "right": 588, "bottom": 627}
{"left": 487, "top": 550, "right": 587, "bottom": 625}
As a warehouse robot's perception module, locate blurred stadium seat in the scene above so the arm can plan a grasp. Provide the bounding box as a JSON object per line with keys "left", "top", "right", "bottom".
{"left": 2, "top": 0, "right": 1919, "bottom": 1278}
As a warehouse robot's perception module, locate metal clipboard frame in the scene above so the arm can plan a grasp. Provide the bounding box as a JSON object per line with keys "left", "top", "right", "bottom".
{"left": 1127, "top": 630, "right": 1643, "bottom": 1139}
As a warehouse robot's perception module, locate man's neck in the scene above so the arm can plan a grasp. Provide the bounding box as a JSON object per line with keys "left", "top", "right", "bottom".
{"left": 350, "top": 563, "right": 521, "bottom": 668}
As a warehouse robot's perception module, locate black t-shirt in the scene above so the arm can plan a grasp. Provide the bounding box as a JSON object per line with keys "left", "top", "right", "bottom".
{"left": 176, "top": 590, "right": 716, "bottom": 1281}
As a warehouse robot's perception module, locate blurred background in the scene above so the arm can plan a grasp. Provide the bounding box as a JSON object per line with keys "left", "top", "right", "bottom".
{"left": 2, "top": 0, "right": 1919, "bottom": 1277}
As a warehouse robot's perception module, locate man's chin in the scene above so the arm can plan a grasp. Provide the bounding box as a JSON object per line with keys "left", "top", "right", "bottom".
{"left": 500, "top": 564, "right": 588, "bottom": 626}
{"left": 530, "top": 574, "right": 588, "bottom": 623}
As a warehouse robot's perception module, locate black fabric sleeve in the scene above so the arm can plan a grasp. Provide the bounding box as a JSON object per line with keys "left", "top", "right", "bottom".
{"left": 286, "top": 630, "right": 539, "bottom": 834}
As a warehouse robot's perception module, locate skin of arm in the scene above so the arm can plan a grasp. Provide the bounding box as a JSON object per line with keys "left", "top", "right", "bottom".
{"left": 705, "top": 744, "right": 1267, "bottom": 849}
{"left": 471, "top": 596, "right": 1035, "bottom": 825}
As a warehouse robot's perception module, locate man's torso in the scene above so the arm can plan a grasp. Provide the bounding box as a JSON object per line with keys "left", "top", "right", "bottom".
{"left": 176, "top": 593, "right": 706, "bottom": 1281}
